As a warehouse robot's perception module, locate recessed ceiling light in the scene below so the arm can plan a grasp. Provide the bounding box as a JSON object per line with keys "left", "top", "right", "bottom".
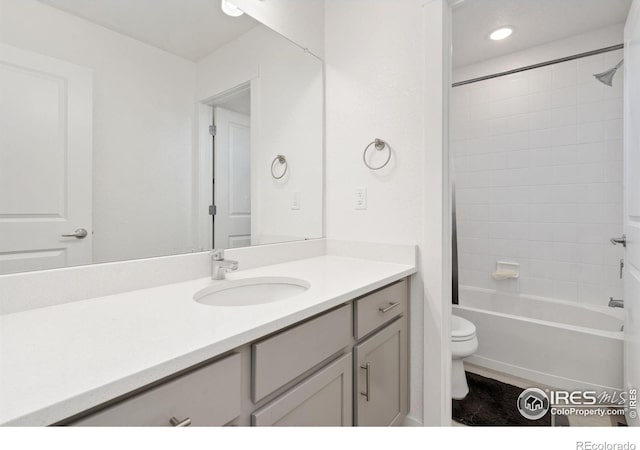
{"left": 489, "top": 27, "right": 513, "bottom": 41}
{"left": 221, "top": 0, "right": 244, "bottom": 17}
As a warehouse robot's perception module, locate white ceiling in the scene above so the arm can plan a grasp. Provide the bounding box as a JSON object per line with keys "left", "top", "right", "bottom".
{"left": 37, "top": 0, "right": 259, "bottom": 61}
{"left": 453, "top": 0, "right": 632, "bottom": 68}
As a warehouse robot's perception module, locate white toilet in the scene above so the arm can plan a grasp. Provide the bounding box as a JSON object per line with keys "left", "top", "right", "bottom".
{"left": 451, "top": 315, "right": 478, "bottom": 400}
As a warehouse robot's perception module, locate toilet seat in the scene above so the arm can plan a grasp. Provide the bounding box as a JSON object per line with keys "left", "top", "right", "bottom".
{"left": 451, "top": 315, "right": 476, "bottom": 342}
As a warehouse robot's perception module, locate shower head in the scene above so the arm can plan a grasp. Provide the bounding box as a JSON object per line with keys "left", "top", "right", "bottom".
{"left": 594, "top": 59, "right": 624, "bottom": 87}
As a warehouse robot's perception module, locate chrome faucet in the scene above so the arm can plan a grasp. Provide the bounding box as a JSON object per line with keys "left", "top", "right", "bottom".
{"left": 608, "top": 297, "right": 624, "bottom": 309}
{"left": 211, "top": 249, "right": 238, "bottom": 280}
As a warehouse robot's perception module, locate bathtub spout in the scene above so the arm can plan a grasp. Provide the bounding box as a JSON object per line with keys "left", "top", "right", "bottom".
{"left": 608, "top": 297, "right": 624, "bottom": 309}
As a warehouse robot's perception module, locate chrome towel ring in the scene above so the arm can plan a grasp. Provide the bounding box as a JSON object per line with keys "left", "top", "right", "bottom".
{"left": 363, "top": 138, "right": 391, "bottom": 170}
{"left": 271, "top": 155, "right": 288, "bottom": 179}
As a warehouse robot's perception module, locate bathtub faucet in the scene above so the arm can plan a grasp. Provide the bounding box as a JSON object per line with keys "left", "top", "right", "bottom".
{"left": 608, "top": 297, "right": 624, "bottom": 309}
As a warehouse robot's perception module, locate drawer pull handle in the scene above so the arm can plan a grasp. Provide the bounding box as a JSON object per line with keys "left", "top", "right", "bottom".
{"left": 170, "top": 416, "right": 192, "bottom": 427}
{"left": 378, "top": 302, "right": 400, "bottom": 313}
{"left": 360, "top": 363, "right": 371, "bottom": 402}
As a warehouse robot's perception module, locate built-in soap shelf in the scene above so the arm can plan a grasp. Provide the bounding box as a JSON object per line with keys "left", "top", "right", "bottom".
{"left": 492, "top": 261, "right": 520, "bottom": 280}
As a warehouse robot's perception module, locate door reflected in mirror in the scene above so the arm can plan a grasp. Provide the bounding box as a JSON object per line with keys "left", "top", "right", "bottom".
{"left": 0, "top": 0, "right": 324, "bottom": 275}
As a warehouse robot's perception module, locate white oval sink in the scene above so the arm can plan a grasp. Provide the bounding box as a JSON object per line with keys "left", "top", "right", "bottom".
{"left": 194, "top": 277, "right": 310, "bottom": 307}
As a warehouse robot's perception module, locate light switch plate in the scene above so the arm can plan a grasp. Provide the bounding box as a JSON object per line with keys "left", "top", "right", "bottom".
{"left": 355, "top": 188, "right": 367, "bottom": 210}
{"left": 292, "top": 191, "right": 301, "bottom": 210}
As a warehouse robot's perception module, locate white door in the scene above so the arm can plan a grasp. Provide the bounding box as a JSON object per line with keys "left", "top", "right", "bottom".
{"left": 213, "top": 107, "right": 251, "bottom": 249}
{"left": 624, "top": 0, "right": 640, "bottom": 427}
{"left": 0, "top": 44, "right": 92, "bottom": 274}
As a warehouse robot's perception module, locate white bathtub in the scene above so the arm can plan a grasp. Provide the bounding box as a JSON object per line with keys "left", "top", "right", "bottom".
{"left": 453, "top": 286, "right": 624, "bottom": 392}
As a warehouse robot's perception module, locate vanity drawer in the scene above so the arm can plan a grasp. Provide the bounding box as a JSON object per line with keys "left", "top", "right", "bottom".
{"left": 72, "top": 353, "right": 241, "bottom": 426}
{"left": 252, "top": 304, "right": 352, "bottom": 403}
{"left": 354, "top": 279, "right": 407, "bottom": 339}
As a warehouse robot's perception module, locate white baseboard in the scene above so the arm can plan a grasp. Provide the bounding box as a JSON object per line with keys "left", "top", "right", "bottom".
{"left": 402, "top": 415, "right": 424, "bottom": 427}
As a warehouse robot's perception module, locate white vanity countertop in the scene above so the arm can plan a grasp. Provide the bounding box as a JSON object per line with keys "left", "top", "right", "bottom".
{"left": 0, "top": 255, "right": 415, "bottom": 426}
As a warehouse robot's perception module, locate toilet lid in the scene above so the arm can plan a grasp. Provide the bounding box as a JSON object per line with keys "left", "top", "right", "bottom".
{"left": 452, "top": 315, "right": 476, "bottom": 341}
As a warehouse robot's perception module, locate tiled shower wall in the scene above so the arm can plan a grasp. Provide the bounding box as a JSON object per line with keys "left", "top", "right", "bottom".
{"left": 451, "top": 49, "right": 624, "bottom": 306}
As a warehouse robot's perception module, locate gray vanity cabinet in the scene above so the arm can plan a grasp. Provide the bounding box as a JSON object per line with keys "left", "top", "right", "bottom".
{"left": 354, "top": 318, "right": 408, "bottom": 427}
{"left": 67, "top": 278, "right": 410, "bottom": 427}
{"left": 251, "top": 353, "right": 352, "bottom": 426}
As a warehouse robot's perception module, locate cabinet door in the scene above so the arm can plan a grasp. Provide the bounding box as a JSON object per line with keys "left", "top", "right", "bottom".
{"left": 252, "top": 353, "right": 352, "bottom": 426}
{"left": 355, "top": 319, "right": 407, "bottom": 426}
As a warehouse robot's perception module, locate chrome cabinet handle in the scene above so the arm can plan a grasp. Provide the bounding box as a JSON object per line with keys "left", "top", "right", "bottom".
{"left": 360, "top": 363, "right": 371, "bottom": 402}
{"left": 61, "top": 228, "right": 88, "bottom": 239}
{"left": 169, "top": 416, "right": 192, "bottom": 427}
{"left": 610, "top": 235, "right": 627, "bottom": 247}
{"left": 378, "top": 302, "right": 400, "bottom": 313}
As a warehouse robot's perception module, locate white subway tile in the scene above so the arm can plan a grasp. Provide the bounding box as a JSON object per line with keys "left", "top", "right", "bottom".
{"left": 529, "top": 204, "right": 577, "bottom": 223}
{"left": 604, "top": 119, "right": 623, "bottom": 140}
{"left": 457, "top": 204, "right": 490, "bottom": 222}
{"left": 456, "top": 187, "right": 492, "bottom": 204}
{"left": 506, "top": 150, "right": 530, "bottom": 169}
{"left": 577, "top": 101, "right": 604, "bottom": 124}
{"left": 602, "top": 80, "right": 624, "bottom": 100}
{"left": 491, "top": 186, "right": 531, "bottom": 204}
{"left": 576, "top": 244, "right": 605, "bottom": 265}
{"left": 578, "top": 182, "right": 622, "bottom": 203}
{"left": 575, "top": 203, "right": 622, "bottom": 224}
{"left": 489, "top": 204, "right": 530, "bottom": 222}
{"left": 529, "top": 129, "right": 553, "bottom": 149}
{"left": 489, "top": 239, "right": 530, "bottom": 258}
{"left": 529, "top": 223, "right": 555, "bottom": 242}
{"left": 527, "top": 91, "right": 552, "bottom": 112}
{"left": 603, "top": 161, "right": 623, "bottom": 182}
{"left": 553, "top": 242, "right": 579, "bottom": 262}
{"left": 551, "top": 106, "right": 577, "bottom": 127}
{"left": 520, "top": 277, "right": 554, "bottom": 298}
{"left": 552, "top": 126, "right": 578, "bottom": 146}
{"left": 528, "top": 110, "right": 553, "bottom": 130}
{"left": 553, "top": 223, "right": 578, "bottom": 243}
{"left": 604, "top": 139, "right": 623, "bottom": 161}
{"left": 489, "top": 222, "right": 529, "bottom": 240}
{"left": 552, "top": 60, "right": 577, "bottom": 89}
{"left": 458, "top": 220, "right": 490, "bottom": 239}
{"left": 529, "top": 259, "right": 553, "bottom": 279}
{"left": 602, "top": 98, "right": 623, "bottom": 120}
{"left": 553, "top": 281, "right": 578, "bottom": 302}
{"left": 577, "top": 82, "right": 605, "bottom": 104}
{"left": 578, "top": 122, "right": 604, "bottom": 143}
{"left": 525, "top": 66, "right": 553, "bottom": 93}
{"left": 529, "top": 241, "right": 555, "bottom": 261}
{"left": 551, "top": 86, "right": 577, "bottom": 108}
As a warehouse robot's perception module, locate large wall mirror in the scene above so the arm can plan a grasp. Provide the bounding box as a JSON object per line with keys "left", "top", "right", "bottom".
{"left": 0, "top": 0, "right": 324, "bottom": 275}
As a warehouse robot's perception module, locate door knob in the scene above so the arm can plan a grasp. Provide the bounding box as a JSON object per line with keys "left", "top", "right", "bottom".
{"left": 61, "top": 228, "right": 88, "bottom": 239}
{"left": 610, "top": 235, "right": 626, "bottom": 247}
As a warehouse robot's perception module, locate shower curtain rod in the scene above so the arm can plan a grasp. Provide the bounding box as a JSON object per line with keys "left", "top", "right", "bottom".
{"left": 452, "top": 44, "right": 624, "bottom": 88}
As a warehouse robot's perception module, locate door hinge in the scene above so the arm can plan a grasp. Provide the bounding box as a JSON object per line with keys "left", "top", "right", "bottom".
{"left": 209, "top": 205, "right": 217, "bottom": 216}
{"left": 209, "top": 125, "right": 217, "bottom": 136}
